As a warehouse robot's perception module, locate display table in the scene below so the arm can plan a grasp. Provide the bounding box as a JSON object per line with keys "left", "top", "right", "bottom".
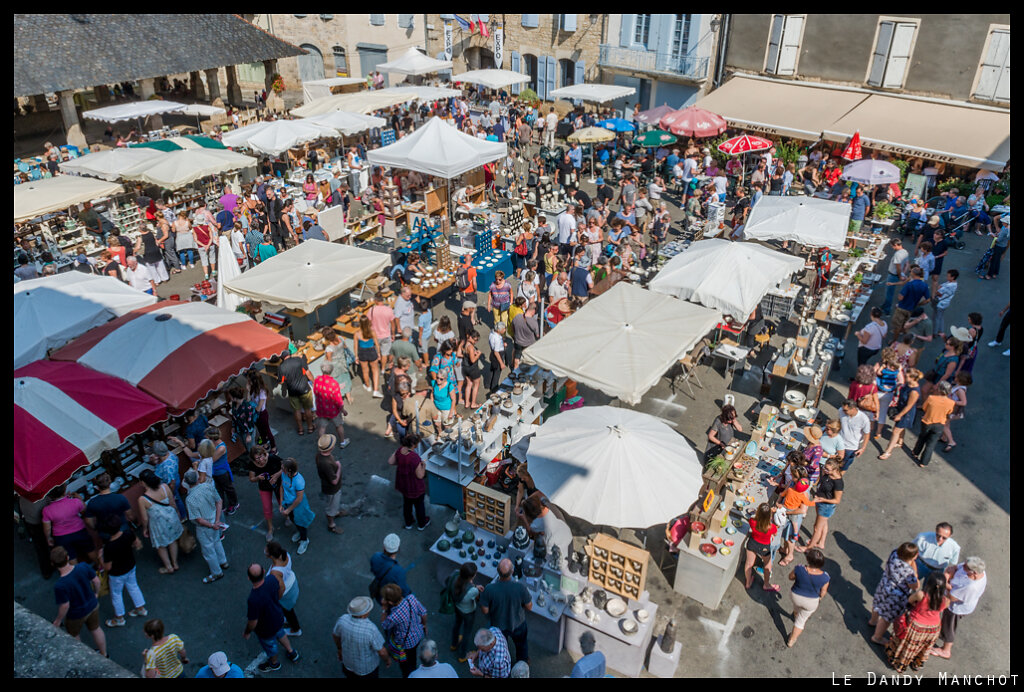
{"left": 472, "top": 250, "right": 514, "bottom": 292}
{"left": 563, "top": 593, "right": 658, "bottom": 678}
{"left": 709, "top": 343, "right": 750, "bottom": 390}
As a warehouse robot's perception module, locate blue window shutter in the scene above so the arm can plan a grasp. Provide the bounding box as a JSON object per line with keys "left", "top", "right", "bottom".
{"left": 620, "top": 15, "right": 635, "bottom": 48}
{"left": 369, "top": 14, "right": 385, "bottom": 26}
{"left": 535, "top": 56, "right": 545, "bottom": 100}
{"left": 562, "top": 14, "right": 577, "bottom": 32}
{"left": 522, "top": 14, "right": 538, "bottom": 28}
{"left": 398, "top": 14, "right": 413, "bottom": 29}
{"left": 545, "top": 56, "right": 557, "bottom": 100}
{"left": 439, "top": 14, "right": 454, "bottom": 20}
{"left": 510, "top": 51, "right": 521, "bottom": 94}
{"left": 575, "top": 59, "right": 585, "bottom": 85}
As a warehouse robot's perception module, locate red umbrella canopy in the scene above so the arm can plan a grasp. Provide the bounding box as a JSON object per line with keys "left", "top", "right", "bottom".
{"left": 840, "top": 131, "right": 863, "bottom": 161}
{"left": 635, "top": 104, "right": 678, "bottom": 126}
{"left": 14, "top": 360, "right": 168, "bottom": 501}
{"left": 658, "top": 106, "right": 727, "bottom": 138}
{"left": 717, "top": 134, "right": 773, "bottom": 156}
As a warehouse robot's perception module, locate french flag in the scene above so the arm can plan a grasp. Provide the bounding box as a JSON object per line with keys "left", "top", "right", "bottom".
{"left": 454, "top": 14, "right": 472, "bottom": 32}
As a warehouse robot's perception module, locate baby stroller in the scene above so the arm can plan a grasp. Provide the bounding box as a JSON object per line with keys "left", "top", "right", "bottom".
{"left": 976, "top": 244, "right": 995, "bottom": 276}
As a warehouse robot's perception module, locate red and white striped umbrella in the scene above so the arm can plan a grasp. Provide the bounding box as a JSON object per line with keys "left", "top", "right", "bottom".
{"left": 717, "top": 134, "right": 773, "bottom": 156}
{"left": 14, "top": 361, "right": 167, "bottom": 501}
{"left": 840, "top": 131, "right": 863, "bottom": 161}
{"left": 52, "top": 300, "right": 288, "bottom": 414}
{"left": 658, "top": 106, "right": 727, "bottom": 138}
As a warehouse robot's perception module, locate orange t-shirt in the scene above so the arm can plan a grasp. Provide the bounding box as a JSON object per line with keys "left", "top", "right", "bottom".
{"left": 920, "top": 395, "right": 955, "bottom": 425}
{"left": 782, "top": 487, "right": 815, "bottom": 512}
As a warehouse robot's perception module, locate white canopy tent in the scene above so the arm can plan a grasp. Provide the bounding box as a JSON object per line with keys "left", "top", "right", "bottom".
{"left": 303, "top": 111, "right": 387, "bottom": 136}
{"left": 301, "top": 77, "right": 366, "bottom": 103}
{"left": 525, "top": 406, "right": 703, "bottom": 528}
{"left": 14, "top": 272, "right": 157, "bottom": 368}
{"left": 82, "top": 101, "right": 188, "bottom": 123}
{"left": 221, "top": 119, "right": 340, "bottom": 156}
{"left": 743, "top": 196, "right": 851, "bottom": 250}
{"left": 179, "top": 104, "right": 226, "bottom": 117}
{"left": 119, "top": 149, "right": 257, "bottom": 190}
{"left": 222, "top": 239, "right": 389, "bottom": 314}
{"left": 58, "top": 148, "right": 165, "bottom": 181}
{"left": 15, "top": 176, "right": 124, "bottom": 222}
{"left": 549, "top": 84, "right": 637, "bottom": 103}
{"left": 291, "top": 86, "right": 461, "bottom": 117}
{"left": 522, "top": 282, "right": 722, "bottom": 405}
{"left": 377, "top": 47, "right": 453, "bottom": 76}
{"left": 452, "top": 69, "right": 530, "bottom": 90}
{"left": 649, "top": 239, "right": 806, "bottom": 318}
{"left": 366, "top": 116, "right": 506, "bottom": 179}
{"left": 215, "top": 236, "right": 243, "bottom": 312}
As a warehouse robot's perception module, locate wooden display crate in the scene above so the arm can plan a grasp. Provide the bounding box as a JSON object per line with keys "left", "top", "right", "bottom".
{"left": 586, "top": 533, "right": 649, "bottom": 601}
{"left": 463, "top": 481, "right": 513, "bottom": 535}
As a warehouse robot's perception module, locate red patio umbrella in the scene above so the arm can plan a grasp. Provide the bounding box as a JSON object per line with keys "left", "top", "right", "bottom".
{"left": 634, "top": 104, "right": 678, "bottom": 127}
{"left": 840, "top": 131, "right": 862, "bottom": 161}
{"left": 14, "top": 360, "right": 168, "bottom": 501}
{"left": 658, "top": 106, "right": 727, "bottom": 138}
{"left": 52, "top": 300, "right": 289, "bottom": 414}
{"left": 717, "top": 134, "right": 774, "bottom": 189}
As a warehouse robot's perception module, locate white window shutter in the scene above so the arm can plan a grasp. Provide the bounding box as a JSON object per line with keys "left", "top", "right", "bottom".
{"left": 883, "top": 23, "right": 916, "bottom": 88}
{"left": 765, "top": 15, "right": 784, "bottom": 74}
{"left": 522, "top": 14, "right": 538, "bottom": 28}
{"left": 562, "top": 14, "right": 577, "bottom": 32}
{"left": 976, "top": 30, "right": 1010, "bottom": 101}
{"left": 867, "top": 21, "right": 894, "bottom": 86}
{"left": 575, "top": 60, "right": 585, "bottom": 85}
{"left": 777, "top": 15, "right": 803, "bottom": 75}
{"left": 369, "top": 14, "right": 385, "bottom": 26}
{"left": 398, "top": 14, "right": 414, "bottom": 29}
{"left": 546, "top": 56, "right": 557, "bottom": 100}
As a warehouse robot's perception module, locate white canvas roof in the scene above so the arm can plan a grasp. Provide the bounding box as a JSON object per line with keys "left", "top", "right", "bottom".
{"left": 221, "top": 119, "right": 339, "bottom": 156}
{"left": 377, "top": 47, "right": 453, "bottom": 76}
{"left": 179, "top": 103, "right": 226, "bottom": 117}
{"left": 301, "top": 77, "right": 366, "bottom": 103}
{"left": 14, "top": 272, "right": 157, "bottom": 368}
{"left": 82, "top": 101, "right": 188, "bottom": 123}
{"left": 303, "top": 111, "right": 387, "bottom": 136}
{"left": 58, "top": 148, "right": 165, "bottom": 181}
{"left": 366, "top": 116, "right": 506, "bottom": 179}
{"left": 526, "top": 406, "right": 703, "bottom": 528}
{"left": 222, "top": 239, "right": 389, "bottom": 314}
{"left": 15, "top": 176, "right": 123, "bottom": 222}
{"left": 649, "top": 239, "right": 805, "bottom": 318}
{"left": 549, "top": 84, "right": 636, "bottom": 103}
{"left": 452, "top": 69, "right": 530, "bottom": 89}
{"left": 522, "top": 282, "right": 721, "bottom": 405}
{"left": 291, "top": 86, "right": 461, "bottom": 117}
{"left": 742, "top": 196, "right": 851, "bottom": 250}
{"left": 119, "top": 149, "right": 257, "bottom": 190}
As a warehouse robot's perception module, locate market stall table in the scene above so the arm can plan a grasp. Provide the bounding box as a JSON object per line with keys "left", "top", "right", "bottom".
{"left": 562, "top": 593, "right": 659, "bottom": 678}
{"left": 708, "top": 343, "right": 750, "bottom": 390}
{"left": 471, "top": 251, "right": 514, "bottom": 293}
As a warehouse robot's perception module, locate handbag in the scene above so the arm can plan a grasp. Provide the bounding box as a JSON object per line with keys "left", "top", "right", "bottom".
{"left": 514, "top": 238, "right": 528, "bottom": 256}
{"left": 177, "top": 529, "right": 197, "bottom": 554}
{"left": 98, "top": 569, "right": 110, "bottom": 597}
{"left": 858, "top": 391, "right": 879, "bottom": 413}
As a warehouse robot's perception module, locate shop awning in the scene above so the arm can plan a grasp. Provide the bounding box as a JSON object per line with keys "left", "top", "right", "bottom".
{"left": 522, "top": 282, "right": 721, "bottom": 405}
{"left": 52, "top": 301, "right": 288, "bottom": 414}
{"left": 822, "top": 95, "right": 1010, "bottom": 170}
{"left": 82, "top": 100, "right": 188, "bottom": 123}
{"left": 695, "top": 75, "right": 868, "bottom": 140}
{"left": 14, "top": 176, "right": 124, "bottom": 222}
{"left": 15, "top": 361, "right": 167, "bottom": 501}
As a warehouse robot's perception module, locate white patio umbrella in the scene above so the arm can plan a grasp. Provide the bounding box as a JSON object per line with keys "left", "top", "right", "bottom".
{"left": 549, "top": 84, "right": 637, "bottom": 103}
{"left": 840, "top": 159, "right": 901, "bottom": 186}
{"left": 119, "top": 149, "right": 257, "bottom": 190}
{"left": 568, "top": 126, "right": 615, "bottom": 182}
{"left": 742, "top": 196, "right": 851, "bottom": 250}
{"left": 14, "top": 272, "right": 157, "bottom": 368}
{"left": 452, "top": 69, "right": 530, "bottom": 90}
{"left": 15, "top": 176, "right": 123, "bottom": 222}
{"left": 215, "top": 235, "right": 243, "bottom": 312}
{"left": 303, "top": 111, "right": 387, "bottom": 136}
{"left": 221, "top": 119, "right": 339, "bottom": 156}
{"left": 377, "top": 47, "right": 453, "bottom": 76}
{"left": 649, "top": 239, "right": 805, "bottom": 318}
{"left": 179, "top": 103, "right": 227, "bottom": 129}
{"left": 526, "top": 406, "right": 703, "bottom": 528}
{"left": 58, "top": 148, "right": 165, "bottom": 181}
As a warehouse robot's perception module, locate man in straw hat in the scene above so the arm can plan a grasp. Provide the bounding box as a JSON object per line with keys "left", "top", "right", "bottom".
{"left": 332, "top": 596, "right": 390, "bottom": 678}
{"left": 315, "top": 435, "right": 344, "bottom": 535}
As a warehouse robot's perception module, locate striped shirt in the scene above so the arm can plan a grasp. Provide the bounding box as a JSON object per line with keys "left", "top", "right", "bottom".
{"left": 382, "top": 594, "right": 427, "bottom": 651}
{"left": 876, "top": 367, "right": 900, "bottom": 393}
{"left": 145, "top": 634, "right": 184, "bottom": 678}
{"left": 475, "top": 627, "right": 511, "bottom": 678}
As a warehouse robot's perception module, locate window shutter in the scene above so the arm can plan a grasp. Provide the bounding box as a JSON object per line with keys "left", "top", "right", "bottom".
{"left": 575, "top": 60, "right": 585, "bottom": 86}
{"left": 319, "top": 14, "right": 333, "bottom": 20}
{"left": 522, "top": 14, "right": 538, "bottom": 28}
{"left": 440, "top": 14, "right": 454, "bottom": 20}
{"left": 436, "top": 52, "right": 452, "bottom": 80}
{"left": 867, "top": 21, "right": 894, "bottom": 86}
{"left": 545, "top": 55, "right": 557, "bottom": 101}
{"left": 975, "top": 29, "right": 1010, "bottom": 101}
{"left": 479, "top": 14, "right": 489, "bottom": 22}
{"left": 369, "top": 14, "right": 385, "bottom": 26}
{"left": 561, "top": 14, "right": 577, "bottom": 32}
{"left": 537, "top": 56, "right": 547, "bottom": 100}
{"left": 777, "top": 15, "right": 803, "bottom": 75}
{"left": 510, "top": 51, "right": 521, "bottom": 94}
{"left": 398, "top": 14, "right": 414, "bottom": 29}
{"left": 883, "top": 23, "right": 916, "bottom": 88}
{"left": 765, "top": 15, "right": 784, "bottom": 74}
{"left": 620, "top": 15, "right": 635, "bottom": 48}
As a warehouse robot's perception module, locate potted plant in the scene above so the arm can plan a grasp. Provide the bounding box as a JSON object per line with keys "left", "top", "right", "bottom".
{"left": 270, "top": 73, "right": 286, "bottom": 94}
{"left": 703, "top": 455, "right": 729, "bottom": 482}
{"left": 848, "top": 247, "right": 865, "bottom": 258}
{"left": 852, "top": 272, "right": 863, "bottom": 284}
{"left": 873, "top": 201, "right": 896, "bottom": 220}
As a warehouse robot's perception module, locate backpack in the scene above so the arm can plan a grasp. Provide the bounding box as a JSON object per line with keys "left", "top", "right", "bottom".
{"left": 439, "top": 572, "right": 456, "bottom": 615}
{"left": 455, "top": 266, "right": 471, "bottom": 290}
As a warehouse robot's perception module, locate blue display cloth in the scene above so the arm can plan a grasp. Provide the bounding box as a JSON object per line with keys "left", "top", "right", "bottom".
{"left": 472, "top": 250, "right": 513, "bottom": 291}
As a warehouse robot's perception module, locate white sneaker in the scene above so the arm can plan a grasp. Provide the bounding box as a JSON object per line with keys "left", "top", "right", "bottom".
{"left": 1003, "top": 349, "right": 1011, "bottom": 357}
{"left": 297, "top": 539, "right": 310, "bottom": 555}
{"left": 291, "top": 531, "right": 301, "bottom": 543}
{"left": 372, "top": 390, "right": 383, "bottom": 398}
{"left": 363, "top": 385, "right": 372, "bottom": 393}
{"left": 339, "top": 439, "right": 351, "bottom": 448}
{"left": 989, "top": 340, "right": 1001, "bottom": 347}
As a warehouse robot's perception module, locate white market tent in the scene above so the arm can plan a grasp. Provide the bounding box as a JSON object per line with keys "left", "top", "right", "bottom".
{"left": 222, "top": 239, "right": 389, "bottom": 314}
{"left": 82, "top": 101, "right": 188, "bottom": 123}
{"left": 743, "top": 196, "right": 851, "bottom": 250}
{"left": 522, "top": 282, "right": 722, "bottom": 405}
{"left": 649, "top": 239, "right": 806, "bottom": 319}
{"left": 377, "top": 47, "right": 453, "bottom": 76}
{"left": 366, "top": 116, "right": 506, "bottom": 179}
{"left": 58, "top": 147, "right": 165, "bottom": 181}
{"left": 301, "top": 77, "right": 367, "bottom": 103}
{"left": 221, "top": 119, "right": 340, "bottom": 156}
{"left": 291, "top": 86, "right": 461, "bottom": 117}
{"left": 452, "top": 69, "right": 530, "bottom": 90}
{"left": 549, "top": 84, "right": 637, "bottom": 103}
{"left": 15, "top": 176, "right": 124, "bottom": 222}
{"left": 215, "top": 236, "right": 243, "bottom": 313}
{"left": 179, "top": 104, "right": 226, "bottom": 117}
{"left": 119, "top": 149, "right": 257, "bottom": 190}
{"left": 14, "top": 272, "right": 157, "bottom": 369}
{"left": 303, "top": 111, "right": 387, "bottom": 136}
{"left": 526, "top": 406, "right": 703, "bottom": 528}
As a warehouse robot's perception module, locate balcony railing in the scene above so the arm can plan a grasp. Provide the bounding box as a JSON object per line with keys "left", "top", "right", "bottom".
{"left": 599, "top": 44, "right": 709, "bottom": 81}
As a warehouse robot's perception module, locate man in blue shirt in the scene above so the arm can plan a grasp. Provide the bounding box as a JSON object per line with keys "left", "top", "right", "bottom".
{"left": 302, "top": 220, "right": 328, "bottom": 242}
{"left": 567, "top": 142, "right": 583, "bottom": 173}
{"left": 614, "top": 205, "right": 638, "bottom": 232}
{"left": 666, "top": 148, "right": 680, "bottom": 172}
{"left": 570, "top": 632, "right": 606, "bottom": 678}
{"left": 370, "top": 533, "right": 411, "bottom": 601}
{"left": 195, "top": 651, "right": 245, "bottom": 678}
{"left": 890, "top": 266, "right": 931, "bottom": 341}
{"left": 849, "top": 186, "right": 870, "bottom": 234}
{"left": 214, "top": 205, "right": 234, "bottom": 233}
{"left": 569, "top": 255, "right": 593, "bottom": 301}
{"left": 751, "top": 182, "right": 764, "bottom": 209}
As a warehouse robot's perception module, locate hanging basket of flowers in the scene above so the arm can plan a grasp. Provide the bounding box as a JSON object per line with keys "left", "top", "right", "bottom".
{"left": 270, "top": 74, "right": 286, "bottom": 94}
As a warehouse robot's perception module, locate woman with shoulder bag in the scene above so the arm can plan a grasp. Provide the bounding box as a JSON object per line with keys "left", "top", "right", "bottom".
{"left": 388, "top": 432, "right": 430, "bottom": 530}
{"left": 855, "top": 307, "right": 888, "bottom": 365}
{"left": 848, "top": 364, "right": 880, "bottom": 434}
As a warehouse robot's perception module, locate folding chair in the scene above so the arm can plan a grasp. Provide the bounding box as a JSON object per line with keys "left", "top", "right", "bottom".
{"left": 671, "top": 338, "right": 710, "bottom": 399}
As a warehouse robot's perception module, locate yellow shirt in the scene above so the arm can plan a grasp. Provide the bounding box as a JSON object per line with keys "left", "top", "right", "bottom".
{"left": 145, "top": 634, "right": 184, "bottom": 678}
{"left": 507, "top": 305, "right": 524, "bottom": 339}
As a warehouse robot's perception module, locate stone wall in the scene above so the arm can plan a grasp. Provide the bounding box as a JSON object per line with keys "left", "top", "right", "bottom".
{"left": 14, "top": 602, "right": 136, "bottom": 678}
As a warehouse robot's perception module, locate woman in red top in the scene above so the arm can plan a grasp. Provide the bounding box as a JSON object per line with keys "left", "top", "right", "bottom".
{"left": 885, "top": 571, "right": 949, "bottom": 672}
{"left": 387, "top": 432, "right": 429, "bottom": 530}
{"left": 848, "top": 364, "right": 880, "bottom": 435}
{"left": 744, "top": 503, "right": 780, "bottom": 592}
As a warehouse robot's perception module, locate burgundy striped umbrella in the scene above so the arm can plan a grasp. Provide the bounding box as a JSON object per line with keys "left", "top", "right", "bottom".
{"left": 635, "top": 104, "right": 678, "bottom": 126}
{"left": 658, "top": 106, "right": 727, "bottom": 138}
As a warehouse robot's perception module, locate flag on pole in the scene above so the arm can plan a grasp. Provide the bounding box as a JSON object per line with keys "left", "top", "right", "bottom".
{"left": 840, "top": 131, "right": 862, "bottom": 161}
{"left": 453, "top": 14, "right": 472, "bottom": 32}
{"left": 479, "top": 18, "right": 490, "bottom": 37}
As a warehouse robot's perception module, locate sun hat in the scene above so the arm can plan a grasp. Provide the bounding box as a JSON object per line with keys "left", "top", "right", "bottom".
{"left": 383, "top": 533, "right": 401, "bottom": 553}
{"left": 318, "top": 434, "right": 337, "bottom": 453}
{"left": 950, "top": 326, "right": 972, "bottom": 342}
{"left": 927, "top": 215, "right": 941, "bottom": 227}
{"left": 794, "top": 479, "right": 811, "bottom": 492}
{"left": 596, "top": 177, "right": 604, "bottom": 185}
{"left": 804, "top": 425, "right": 823, "bottom": 443}
{"left": 462, "top": 300, "right": 476, "bottom": 311}
{"left": 207, "top": 652, "right": 231, "bottom": 677}
{"left": 348, "top": 596, "right": 374, "bottom": 617}
{"left": 557, "top": 298, "right": 571, "bottom": 313}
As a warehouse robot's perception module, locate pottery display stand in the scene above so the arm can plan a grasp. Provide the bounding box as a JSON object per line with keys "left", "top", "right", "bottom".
{"left": 563, "top": 592, "right": 658, "bottom": 678}
{"left": 647, "top": 635, "right": 682, "bottom": 678}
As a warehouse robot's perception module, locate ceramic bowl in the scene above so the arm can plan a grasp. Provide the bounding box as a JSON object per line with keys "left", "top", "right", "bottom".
{"left": 620, "top": 619, "right": 639, "bottom": 635}
{"left": 720, "top": 547, "right": 732, "bottom": 555}
{"left": 724, "top": 539, "right": 735, "bottom": 547}
{"left": 712, "top": 536, "right": 723, "bottom": 545}
{"left": 794, "top": 408, "right": 815, "bottom": 423}
{"left": 605, "top": 597, "right": 627, "bottom": 617}
{"left": 437, "top": 539, "right": 451, "bottom": 552}
{"left": 636, "top": 609, "right": 649, "bottom": 623}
